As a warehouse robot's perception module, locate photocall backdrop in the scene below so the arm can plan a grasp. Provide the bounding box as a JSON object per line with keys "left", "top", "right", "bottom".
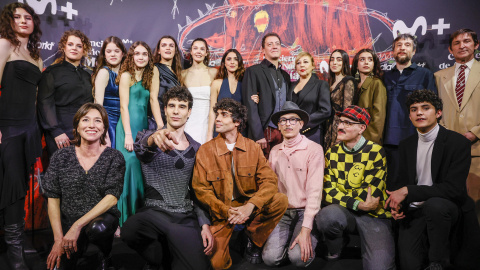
{"left": 2, "top": 0, "right": 479, "bottom": 230}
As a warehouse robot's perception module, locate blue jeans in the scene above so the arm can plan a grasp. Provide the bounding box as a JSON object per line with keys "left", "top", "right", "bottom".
{"left": 316, "top": 204, "right": 396, "bottom": 270}
{"left": 262, "top": 209, "right": 319, "bottom": 268}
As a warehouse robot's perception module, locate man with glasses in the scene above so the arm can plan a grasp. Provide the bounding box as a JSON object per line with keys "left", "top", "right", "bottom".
{"left": 262, "top": 102, "right": 324, "bottom": 267}
{"left": 192, "top": 98, "right": 288, "bottom": 269}
{"left": 316, "top": 105, "right": 395, "bottom": 270}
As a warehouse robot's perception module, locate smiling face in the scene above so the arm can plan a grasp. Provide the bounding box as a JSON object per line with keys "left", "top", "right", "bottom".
{"left": 215, "top": 109, "right": 239, "bottom": 134}
{"left": 77, "top": 109, "right": 105, "bottom": 144}
{"left": 12, "top": 8, "right": 34, "bottom": 37}
{"left": 393, "top": 37, "right": 415, "bottom": 65}
{"left": 278, "top": 113, "right": 303, "bottom": 140}
{"left": 159, "top": 38, "right": 176, "bottom": 61}
{"left": 165, "top": 98, "right": 191, "bottom": 129}
{"left": 191, "top": 40, "right": 207, "bottom": 63}
{"left": 329, "top": 51, "right": 344, "bottom": 75}
{"left": 296, "top": 56, "right": 314, "bottom": 77}
{"left": 263, "top": 36, "right": 281, "bottom": 62}
{"left": 409, "top": 101, "right": 442, "bottom": 133}
{"left": 225, "top": 51, "right": 239, "bottom": 74}
{"left": 64, "top": 35, "right": 84, "bottom": 64}
{"left": 133, "top": 45, "right": 149, "bottom": 68}
{"left": 105, "top": 42, "right": 123, "bottom": 67}
{"left": 357, "top": 52, "right": 374, "bottom": 75}
{"left": 449, "top": 33, "right": 479, "bottom": 63}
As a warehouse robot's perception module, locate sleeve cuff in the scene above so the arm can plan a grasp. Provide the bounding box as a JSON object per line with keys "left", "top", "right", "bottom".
{"left": 352, "top": 200, "right": 360, "bottom": 211}
{"left": 301, "top": 214, "right": 315, "bottom": 230}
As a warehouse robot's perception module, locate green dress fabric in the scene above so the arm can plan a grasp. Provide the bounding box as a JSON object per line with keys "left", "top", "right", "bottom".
{"left": 116, "top": 81, "right": 149, "bottom": 226}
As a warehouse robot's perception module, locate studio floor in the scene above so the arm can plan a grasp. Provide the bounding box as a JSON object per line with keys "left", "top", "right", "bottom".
{"left": 0, "top": 229, "right": 363, "bottom": 270}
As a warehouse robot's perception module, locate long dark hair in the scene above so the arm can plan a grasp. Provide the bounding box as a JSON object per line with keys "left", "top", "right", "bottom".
{"left": 351, "top": 48, "right": 383, "bottom": 80}
{"left": 328, "top": 49, "right": 351, "bottom": 87}
{"left": 0, "top": 2, "right": 42, "bottom": 60}
{"left": 215, "top": 48, "right": 245, "bottom": 81}
{"left": 92, "top": 36, "right": 127, "bottom": 86}
{"left": 153, "top": 35, "right": 183, "bottom": 81}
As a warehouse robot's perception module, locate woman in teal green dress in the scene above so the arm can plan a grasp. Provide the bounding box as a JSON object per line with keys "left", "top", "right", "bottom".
{"left": 115, "top": 41, "right": 162, "bottom": 226}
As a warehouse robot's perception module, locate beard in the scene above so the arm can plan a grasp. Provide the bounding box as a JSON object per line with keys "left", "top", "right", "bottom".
{"left": 394, "top": 53, "right": 411, "bottom": 65}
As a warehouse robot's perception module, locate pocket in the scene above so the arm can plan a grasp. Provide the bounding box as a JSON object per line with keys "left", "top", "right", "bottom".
{"left": 207, "top": 170, "right": 226, "bottom": 198}
{"left": 237, "top": 166, "right": 257, "bottom": 193}
{"left": 294, "top": 167, "right": 307, "bottom": 180}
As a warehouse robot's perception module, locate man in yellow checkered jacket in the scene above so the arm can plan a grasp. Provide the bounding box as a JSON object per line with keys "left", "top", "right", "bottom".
{"left": 316, "top": 105, "right": 395, "bottom": 270}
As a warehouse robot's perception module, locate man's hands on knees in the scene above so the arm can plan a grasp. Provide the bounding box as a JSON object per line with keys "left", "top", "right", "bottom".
{"left": 290, "top": 227, "right": 313, "bottom": 263}
{"left": 147, "top": 129, "right": 179, "bottom": 152}
{"left": 358, "top": 187, "right": 380, "bottom": 211}
{"left": 228, "top": 203, "right": 255, "bottom": 224}
{"left": 201, "top": 224, "right": 214, "bottom": 255}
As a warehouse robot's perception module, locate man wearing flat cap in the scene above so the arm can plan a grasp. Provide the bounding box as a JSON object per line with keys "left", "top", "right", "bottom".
{"left": 262, "top": 102, "right": 325, "bottom": 267}
{"left": 316, "top": 105, "right": 395, "bottom": 270}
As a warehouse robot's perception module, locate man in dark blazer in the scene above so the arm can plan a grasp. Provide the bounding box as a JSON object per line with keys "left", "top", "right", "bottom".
{"left": 386, "top": 90, "right": 480, "bottom": 270}
{"left": 242, "top": 32, "right": 291, "bottom": 158}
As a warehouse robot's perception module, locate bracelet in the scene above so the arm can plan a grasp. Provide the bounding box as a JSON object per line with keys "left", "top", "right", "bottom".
{"left": 352, "top": 200, "right": 360, "bottom": 211}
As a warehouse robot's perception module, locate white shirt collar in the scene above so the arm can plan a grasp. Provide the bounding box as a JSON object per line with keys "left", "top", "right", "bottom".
{"left": 455, "top": 58, "right": 475, "bottom": 72}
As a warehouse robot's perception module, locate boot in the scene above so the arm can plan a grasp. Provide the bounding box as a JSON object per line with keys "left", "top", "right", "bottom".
{"left": 4, "top": 223, "right": 29, "bottom": 270}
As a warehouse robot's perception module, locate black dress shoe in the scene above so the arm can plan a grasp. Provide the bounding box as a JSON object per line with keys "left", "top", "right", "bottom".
{"left": 244, "top": 237, "right": 263, "bottom": 264}
{"left": 424, "top": 262, "right": 443, "bottom": 270}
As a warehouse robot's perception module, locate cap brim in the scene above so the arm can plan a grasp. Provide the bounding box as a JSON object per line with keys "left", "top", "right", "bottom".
{"left": 271, "top": 109, "right": 310, "bottom": 126}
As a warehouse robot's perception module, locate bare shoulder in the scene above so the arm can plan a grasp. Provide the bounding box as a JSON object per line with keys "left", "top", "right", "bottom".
{"left": 0, "top": 39, "right": 14, "bottom": 54}
{"left": 208, "top": 67, "right": 218, "bottom": 78}
{"left": 211, "top": 78, "right": 222, "bottom": 88}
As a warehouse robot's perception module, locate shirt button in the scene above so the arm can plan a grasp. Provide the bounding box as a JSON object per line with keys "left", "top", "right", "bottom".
{"left": 217, "top": 177, "right": 220, "bottom": 180}
{"left": 248, "top": 173, "right": 251, "bottom": 176}
{"left": 288, "top": 166, "right": 290, "bottom": 168}
{"left": 460, "top": 114, "right": 464, "bottom": 118}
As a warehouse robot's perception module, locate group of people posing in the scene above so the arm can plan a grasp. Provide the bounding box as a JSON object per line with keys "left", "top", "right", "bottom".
{"left": 1, "top": 2, "right": 480, "bottom": 270}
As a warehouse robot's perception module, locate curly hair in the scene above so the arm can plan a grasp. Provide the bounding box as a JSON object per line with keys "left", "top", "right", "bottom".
{"left": 153, "top": 35, "right": 183, "bottom": 81}
{"left": 215, "top": 48, "right": 245, "bottom": 81}
{"left": 52, "top": 29, "right": 91, "bottom": 65}
{"left": 406, "top": 89, "right": 443, "bottom": 115}
{"left": 0, "top": 3, "right": 42, "bottom": 60}
{"left": 92, "top": 36, "right": 127, "bottom": 87}
{"left": 115, "top": 41, "right": 155, "bottom": 91}
{"left": 213, "top": 98, "right": 247, "bottom": 132}
{"left": 162, "top": 85, "right": 193, "bottom": 109}
{"left": 189, "top": 38, "right": 210, "bottom": 66}
{"left": 71, "top": 103, "right": 109, "bottom": 146}
{"left": 328, "top": 49, "right": 352, "bottom": 86}
{"left": 351, "top": 48, "right": 383, "bottom": 80}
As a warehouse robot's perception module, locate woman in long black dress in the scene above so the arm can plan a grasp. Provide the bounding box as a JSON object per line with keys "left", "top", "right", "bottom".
{"left": 324, "top": 49, "right": 355, "bottom": 149}
{"left": 287, "top": 51, "right": 331, "bottom": 145}
{"left": 38, "top": 29, "right": 94, "bottom": 158}
{"left": 0, "top": 3, "right": 43, "bottom": 269}
{"left": 148, "top": 35, "right": 182, "bottom": 129}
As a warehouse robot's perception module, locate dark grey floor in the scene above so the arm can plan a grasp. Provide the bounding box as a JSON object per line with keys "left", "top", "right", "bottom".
{"left": 0, "top": 229, "right": 363, "bottom": 270}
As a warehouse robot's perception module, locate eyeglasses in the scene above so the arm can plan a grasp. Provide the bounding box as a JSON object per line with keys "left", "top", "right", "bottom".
{"left": 337, "top": 119, "right": 363, "bottom": 127}
{"left": 215, "top": 111, "right": 232, "bottom": 118}
{"left": 278, "top": 118, "right": 301, "bottom": 125}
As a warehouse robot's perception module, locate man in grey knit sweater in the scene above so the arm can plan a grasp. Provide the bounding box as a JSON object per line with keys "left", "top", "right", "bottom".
{"left": 121, "top": 86, "right": 213, "bottom": 270}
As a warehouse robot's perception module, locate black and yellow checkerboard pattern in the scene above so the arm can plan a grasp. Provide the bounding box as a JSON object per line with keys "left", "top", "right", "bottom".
{"left": 324, "top": 140, "right": 391, "bottom": 219}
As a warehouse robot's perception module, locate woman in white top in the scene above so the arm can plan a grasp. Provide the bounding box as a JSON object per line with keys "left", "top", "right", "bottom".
{"left": 181, "top": 38, "right": 217, "bottom": 144}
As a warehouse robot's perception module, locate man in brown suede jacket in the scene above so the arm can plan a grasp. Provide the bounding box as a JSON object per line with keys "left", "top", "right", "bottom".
{"left": 192, "top": 98, "right": 288, "bottom": 270}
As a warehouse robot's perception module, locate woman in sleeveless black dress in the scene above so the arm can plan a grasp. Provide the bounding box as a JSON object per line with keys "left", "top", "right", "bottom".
{"left": 0, "top": 3, "right": 43, "bottom": 269}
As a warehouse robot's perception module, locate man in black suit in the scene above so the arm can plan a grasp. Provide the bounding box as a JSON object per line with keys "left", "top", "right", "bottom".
{"left": 242, "top": 32, "right": 291, "bottom": 157}
{"left": 385, "top": 90, "right": 480, "bottom": 270}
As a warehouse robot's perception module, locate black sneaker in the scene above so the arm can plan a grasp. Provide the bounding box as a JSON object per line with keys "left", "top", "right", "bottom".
{"left": 244, "top": 237, "right": 263, "bottom": 264}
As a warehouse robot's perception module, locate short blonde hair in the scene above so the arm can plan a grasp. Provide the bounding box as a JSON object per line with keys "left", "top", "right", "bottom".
{"left": 295, "top": 51, "right": 315, "bottom": 73}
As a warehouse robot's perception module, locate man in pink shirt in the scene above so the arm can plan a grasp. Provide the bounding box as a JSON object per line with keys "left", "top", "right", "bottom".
{"left": 262, "top": 102, "right": 324, "bottom": 267}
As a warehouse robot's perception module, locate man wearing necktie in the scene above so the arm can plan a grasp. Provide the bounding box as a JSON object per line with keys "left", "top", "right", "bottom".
{"left": 435, "top": 28, "right": 480, "bottom": 223}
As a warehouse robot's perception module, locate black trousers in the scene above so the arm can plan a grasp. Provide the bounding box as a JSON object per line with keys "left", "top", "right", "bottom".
{"left": 61, "top": 212, "right": 118, "bottom": 270}
{"left": 121, "top": 207, "right": 210, "bottom": 270}
{"left": 398, "top": 197, "right": 459, "bottom": 270}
